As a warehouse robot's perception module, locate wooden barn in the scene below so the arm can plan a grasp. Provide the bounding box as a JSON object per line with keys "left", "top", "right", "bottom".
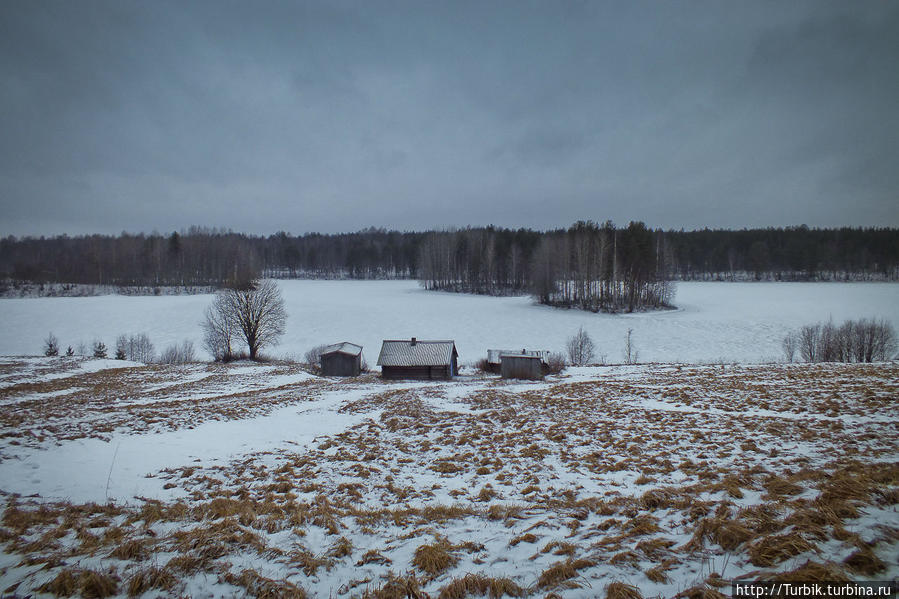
{"left": 320, "top": 342, "right": 363, "bottom": 377}
{"left": 377, "top": 338, "right": 458, "bottom": 380}
{"left": 501, "top": 353, "right": 546, "bottom": 380}
{"left": 487, "top": 349, "right": 549, "bottom": 375}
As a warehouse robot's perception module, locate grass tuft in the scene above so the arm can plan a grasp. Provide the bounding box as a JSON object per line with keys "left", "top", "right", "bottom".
{"left": 605, "top": 581, "right": 643, "bottom": 599}
{"left": 438, "top": 573, "right": 525, "bottom": 599}
{"left": 536, "top": 558, "right": 596, "bottom": 590}
{"left": 412, "top": 540, "right": 459, "bottom": 576}
{"left": 747, "top": 533, "right": 817, "bottom": 567}
{"left": 126, "top": 566, "right": 178, "bottom": 596}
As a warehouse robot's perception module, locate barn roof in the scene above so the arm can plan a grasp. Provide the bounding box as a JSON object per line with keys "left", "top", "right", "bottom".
{"left": 487, "top": 349, "right": 549, "bottom": 364}
{"left": 322, "top": 342, "right": 363, "bottom": 356}
{"left": 377, "top": 339, "right": 457, "bottom": 367}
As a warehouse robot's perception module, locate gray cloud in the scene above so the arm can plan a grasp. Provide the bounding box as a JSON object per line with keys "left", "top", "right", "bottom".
{"left": 1, "top": 0, "right": 896, "bottom": 236}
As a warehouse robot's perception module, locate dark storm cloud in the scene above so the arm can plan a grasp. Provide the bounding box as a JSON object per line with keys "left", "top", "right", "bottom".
{"left": 1, "top": 1, "right": 896, "bottom": 236}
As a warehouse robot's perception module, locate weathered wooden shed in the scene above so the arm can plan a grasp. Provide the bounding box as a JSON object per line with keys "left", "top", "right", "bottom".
{"left": 488, "top": 349, "right": 549, "bottom": 375}
{"left": 320, "top": 342, "right": 363, "bottom": 377}
{"left": 501, "top": 354, "right": 545, "bottom": 380}
{"left": 377, "top": 338, "right": 458, "bottom": 380}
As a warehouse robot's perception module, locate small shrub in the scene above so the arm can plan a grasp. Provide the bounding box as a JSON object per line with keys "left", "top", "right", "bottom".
{"left": 304, "top": 344, "right": 328, "bottom": 369}
{"left": 92, "top": 340, "right": 108, "bottom": 358}
{"left": 44, "top": 333, "right": 59, "bottom": 356}
{"left": 158, "top": 341, "right": 195, "bottom": 364}
{"left": 790, "top": 318, "right": 896, "bottom": 363}
{"left": 782, "top": 332, "right": 797, "bottom": 362}
{"left": 623, "top": 328, "right": 639, "bottom": 364}
{"left": 545, "top": 352, "right": 566, "bottom": 374}
{"left": 566, "top": 326, "right": 595, "bottom": 366}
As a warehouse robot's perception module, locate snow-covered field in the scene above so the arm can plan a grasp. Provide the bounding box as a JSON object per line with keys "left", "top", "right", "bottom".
{"left": 0, "top": 282, "right": 897, "bottom": 597}
{"left": 0, "top": 357, "right": 896, "bottom": 597}
{"left": 0, "top": 280, "right": 897, "bottom": 364}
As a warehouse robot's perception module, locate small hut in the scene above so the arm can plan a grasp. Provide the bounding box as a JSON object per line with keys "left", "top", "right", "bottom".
{"left": 377, "top": 338, "right": 458, "bottom": 380}
{"left": 320, "top": 342, "right": 363, "bottom": 377}
{"left": 501, "top": 353, "right": 545, "bottom": 380}
{"left": 488, "top": 349, "right": 550, "bottom": 375}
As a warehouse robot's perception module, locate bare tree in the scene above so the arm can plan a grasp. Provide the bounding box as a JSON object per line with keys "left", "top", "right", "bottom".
{"left": 43, "top": 333, "right": 59, "bottom": 356}
{"left": 132, "top": 334, "right": 155, "bottom": 363}
{"left": 782, "top": 332, "right": 797, "bottom": 363}
{"left": 790, "top": 318, "right": 895, "bottom": 363}
{"left": 212, "top": 279, "right": 287, "bottom": 361}
{"left": 623, "top": 328, "right": 639, "bottom": 365}
{"left": 798, "top": 324, "right": 820, "bottom": 362}
{"left": 870, "top": 318, "right": 897, "bottom": 361}
{"left": 566, "top": 326, "right": 596, "bottom": 366}
{"left": 202, "top": 294, "right": 237, "bottom": 362}
{"left": 304, "top": 344, "right": 329, "bottom": 370}
{"left": 158, "top": 340, "right": 196, "bottom": 364}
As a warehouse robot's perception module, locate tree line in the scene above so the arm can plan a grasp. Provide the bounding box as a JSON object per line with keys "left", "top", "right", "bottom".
{"left": 2, "top": 224, "right": 897, "bottom": 295}
{"left": 666, "top": 226, "right": 899, "bottom": 281}
{"left": 419, "top": 221, "right": 674, "bottom": 312}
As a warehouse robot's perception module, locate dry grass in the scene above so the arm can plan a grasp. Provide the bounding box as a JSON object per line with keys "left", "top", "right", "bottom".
{"left": 747, "top": 533, "right": 817, "bottom": 567}
{"left": 3, "top": 360, "right": 897, "bottom": 597}
{"left": 125, "top": 566, "right": 178, "bottom": 596}
{"left": 605, "top": 581, "right": 644, "bottom": 599}
{"left": 108, "top": 538, "right": 149, "bottom": 561}
{"left": 438, "top": 573, "right": 526, "bottom": 599}
{"left": 536, "top": 558, "right": 596, "bottom": 590}
{"left": 412, "top": 540, "right": 460, "bottom": 576}
{"left": 361, "top": 573, "right": 426, "bottom": 599}
{"left": 37, "top": 568, "right": 119, "bottom": 598}
{"left": 842, "top": 547, "right": 886, "bottom": 575}
{"left": 221, "top": 568, "right": 307, "bottom": 599}
{"left": 765, "top": 560, "right": 852, "bottom": 582}
{"left": 674, "top": 585, "right": 728, "bottom": 599}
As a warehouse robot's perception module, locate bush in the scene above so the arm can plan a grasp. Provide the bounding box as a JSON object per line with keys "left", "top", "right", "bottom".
{"left": 43, "top": 333, "right": 59, "bottom": 357}
{"left": 474, "top": 358, "right": 490, "bottom": 373}
{"left": 157, "top": 341, "right": 195, "bottom": 364}
{"left": 781, "top": 331, "right": 797, "bottom": 362}
{"left": 92, "top": 340, "right": 107, "bottom": 358}
{"left": 115, "top": 335, "right": 128, "bottom": 360}
{"left": 304, "top": 344, "right": 328, "bottom": 369}
{"left": 545, "top": 352, "right": 567, "bottom": 374}
{"left": 786, "top": 318, "right": 896, "bottom": 363}
{"left": 566, "top": 326, "right": 596, "bottom": 366}
{"left": 114, "top": 333, "right": 156, "bottom": 363}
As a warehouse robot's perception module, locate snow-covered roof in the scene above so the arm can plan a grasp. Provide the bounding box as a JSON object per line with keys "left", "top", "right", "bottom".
{"left": 487, "top": 349, "right": 550, "bottom": 364}
{"left": 321, "top": 342, "right": 363, "bottom": 356}
{"left": 377, "top": 339, "right": 457, "bottom": 366}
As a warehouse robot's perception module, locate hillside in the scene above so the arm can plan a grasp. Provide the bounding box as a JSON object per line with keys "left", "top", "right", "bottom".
{"left": 0, "top": 357, "right": 896, "bottom": 597}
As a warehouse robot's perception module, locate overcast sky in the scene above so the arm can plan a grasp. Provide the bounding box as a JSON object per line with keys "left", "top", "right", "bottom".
{"left": 1, "top": 1, "right": 896, "bottom": 237}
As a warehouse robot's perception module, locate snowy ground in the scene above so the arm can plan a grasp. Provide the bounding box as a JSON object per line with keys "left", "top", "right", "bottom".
{"left": 0, "top": 280, "right": 897, "bottom": 364}
{"left": 0, "top": 357, "right": 896, "bottom": 598}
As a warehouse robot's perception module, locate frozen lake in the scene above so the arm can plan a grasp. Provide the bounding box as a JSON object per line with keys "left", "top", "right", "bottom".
{"left": 1, "top": 280, "right": 897, "bottom": 364}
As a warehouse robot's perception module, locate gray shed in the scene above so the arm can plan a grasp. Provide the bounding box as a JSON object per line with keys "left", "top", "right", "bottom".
{"left": 377, "top": 338, "right": 458, "bottom": 380}
{"left": 320, "top": 342, "right": 363, "bottom": 377}
{"left": 487, "top": 349, "right": 549, "bottom": 374}
{"left": 501, "top": 354, "right": 545, "bottom": 380}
